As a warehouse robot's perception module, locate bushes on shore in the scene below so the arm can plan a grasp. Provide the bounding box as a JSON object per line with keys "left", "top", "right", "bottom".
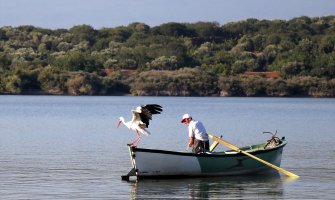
{"left": 218, "top": 76, "right": 335, "bottom": 97}
{"left": 1, "top": 16, "right": 335, "bottom": 96}
{"left": 129, "top": 67, "right": 218, "bottom": 96}
{"left": 1, "top": 65, "right": 334, "bottom": 96}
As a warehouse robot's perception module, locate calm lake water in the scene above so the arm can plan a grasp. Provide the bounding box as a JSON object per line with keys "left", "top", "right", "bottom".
{"left": 0, "top": 96, "right": 334, "bottom": 199}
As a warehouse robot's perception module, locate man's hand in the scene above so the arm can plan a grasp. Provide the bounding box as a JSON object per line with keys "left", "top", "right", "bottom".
{"left": 188, "top": 137, "right": 194, "bottom": 147}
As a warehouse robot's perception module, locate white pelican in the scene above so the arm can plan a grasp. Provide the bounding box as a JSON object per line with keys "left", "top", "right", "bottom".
{"left": 116, "top": 104, "right": 163, "bottom": 146}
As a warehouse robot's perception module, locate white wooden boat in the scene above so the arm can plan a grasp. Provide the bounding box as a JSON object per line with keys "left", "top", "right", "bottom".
{"left": 122, "top": 136, "right": 287, "bottom": 179}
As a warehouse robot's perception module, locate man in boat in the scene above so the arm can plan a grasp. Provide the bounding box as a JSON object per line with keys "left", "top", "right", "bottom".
{"left": 181, "top": 114, "right": 209, "bottom": 154}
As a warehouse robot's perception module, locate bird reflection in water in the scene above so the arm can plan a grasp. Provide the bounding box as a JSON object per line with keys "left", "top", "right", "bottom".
{"left": 127, "top": 172, "right": 293, "bottom": 199}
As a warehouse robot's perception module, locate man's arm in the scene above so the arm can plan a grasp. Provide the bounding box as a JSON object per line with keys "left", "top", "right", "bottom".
{"left": 188, "top": 137, "right": 194, "bottom": 147}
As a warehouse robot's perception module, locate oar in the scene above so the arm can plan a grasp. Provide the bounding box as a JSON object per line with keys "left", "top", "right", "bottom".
{"left": 209, "top": 135, "right": 222, "bottom": 152}
{"left": 208, "top": 134, "right": 300, "bottom": 178}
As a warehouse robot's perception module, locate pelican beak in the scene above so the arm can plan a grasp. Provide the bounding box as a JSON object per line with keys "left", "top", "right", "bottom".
{"left": 116, "top": 120, "right": 122, "bottom": 128}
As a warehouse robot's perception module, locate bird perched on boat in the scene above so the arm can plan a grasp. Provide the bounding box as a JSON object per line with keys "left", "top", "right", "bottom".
{"left": 116, "top": 104, "right": 163, "bottom": 146}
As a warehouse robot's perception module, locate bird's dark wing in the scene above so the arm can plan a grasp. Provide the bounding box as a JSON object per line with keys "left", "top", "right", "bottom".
{"left": 139, "top": 104, "right": 163, "bottom": 127}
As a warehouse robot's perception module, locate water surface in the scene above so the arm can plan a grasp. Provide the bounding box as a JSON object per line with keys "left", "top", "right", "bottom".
{"left": 0, "top": 96, "right": 334, "bottom": 199}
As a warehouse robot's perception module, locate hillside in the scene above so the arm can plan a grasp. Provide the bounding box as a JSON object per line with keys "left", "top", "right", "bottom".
{"left": 0, "top": 16, "right": 334, "bottom": 96}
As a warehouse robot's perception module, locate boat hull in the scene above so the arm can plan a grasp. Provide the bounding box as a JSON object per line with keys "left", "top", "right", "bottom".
{"left": 128, "top": 140, "right": 286, "bottom": 177}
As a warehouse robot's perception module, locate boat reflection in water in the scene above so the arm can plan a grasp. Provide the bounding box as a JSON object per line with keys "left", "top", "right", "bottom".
{"left": 128, "top": 172, "right": 286, "bottom": 199}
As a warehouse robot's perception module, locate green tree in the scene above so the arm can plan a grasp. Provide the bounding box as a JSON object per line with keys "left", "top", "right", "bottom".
{"left": 110, "top": 26, "right": 132, "bottom": 42}
{"left": 320, "top": 35, "right": 335, "bottom": 54}
{"left": 265, "top": 78, "right": 288, "bottom": 96}
{"left": 52, "top": 51, "right": 103, "bottom": 72}
{"left": 192, "top": 22, "right": 222, "bottom": 38}
{"left": 66, "top": 72, "right": 101, "bottom": 95}
{"left": 4, "top": 68, "right": 40, "bottom": 94}
{"left": 153, "top": 22, "right": 194, "bottom": 37}
{"left": 281, "top": 61, "right": 305, "bottom": 77}
{"left": 69, "top": 24, "right": 96, "bottom": 45}
{"left": 147, "top": 56, "right": 178, "bottom": 70}
{"left": 37, "top": 66, "right": 68, "bottom": 94}
{"left": 218, "top": 77, "right": 245, "bottom": 96}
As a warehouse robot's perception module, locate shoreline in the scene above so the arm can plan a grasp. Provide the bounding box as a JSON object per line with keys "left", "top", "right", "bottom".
{"left": 1, "top": 93, "right": 333, "bottom": 98}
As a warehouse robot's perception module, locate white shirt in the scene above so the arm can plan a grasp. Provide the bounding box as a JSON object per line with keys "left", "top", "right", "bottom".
{"left": 188, "top": 120, "right": 208, "bottom": 141}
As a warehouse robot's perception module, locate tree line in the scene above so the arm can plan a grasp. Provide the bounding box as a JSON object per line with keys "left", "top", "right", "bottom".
{"left": 0, "top": 16, "right": 334, "bottom": 96}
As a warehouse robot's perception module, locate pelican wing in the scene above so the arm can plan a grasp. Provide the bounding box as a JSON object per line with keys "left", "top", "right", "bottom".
{"left": 139, "top": 104, "right": 163, "bottom": 127}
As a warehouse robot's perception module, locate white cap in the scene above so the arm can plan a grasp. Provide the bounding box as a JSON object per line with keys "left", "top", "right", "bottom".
{"left": 181, "top": 114, "right": 191, "bottom": 123}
